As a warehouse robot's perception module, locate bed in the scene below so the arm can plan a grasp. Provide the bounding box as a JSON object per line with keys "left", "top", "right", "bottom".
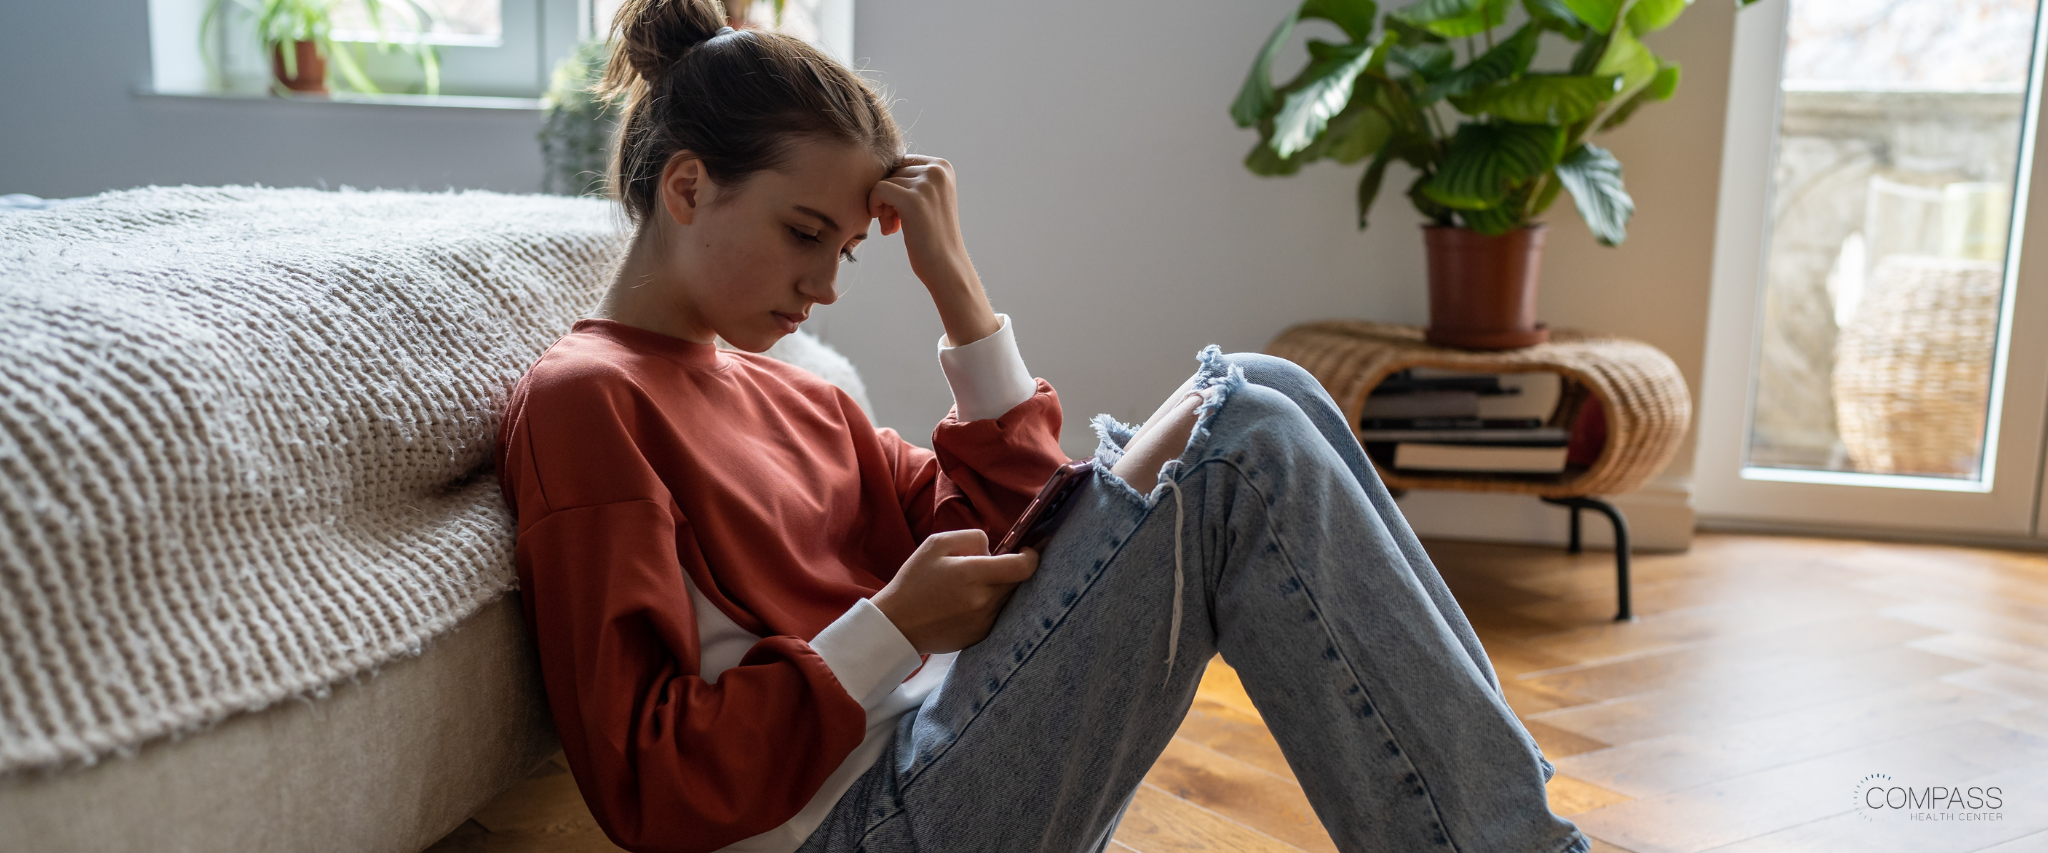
{"left": 0, "top": 186, "right": 873, "bottom": 851}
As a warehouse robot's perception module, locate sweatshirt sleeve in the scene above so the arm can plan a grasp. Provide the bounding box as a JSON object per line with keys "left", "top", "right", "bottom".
{"left": 500, "top": 367, "right": 872, "bottom": 853}
{"left": 514, "top": 502, "right": 870, "bottom": 853}
{"left": 883, "top": 317, "right": 1070, "bottom": 543}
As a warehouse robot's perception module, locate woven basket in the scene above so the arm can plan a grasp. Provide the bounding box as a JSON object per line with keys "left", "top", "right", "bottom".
{"left": 1833, "top": 255, "right": 2002, "bottom": 478}
{"left": 1264, "top": 321, "right": 1691, "bottom": 498}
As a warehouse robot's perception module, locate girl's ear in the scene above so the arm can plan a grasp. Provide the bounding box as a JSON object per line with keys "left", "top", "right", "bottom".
{"left": 659, "top": 153, "right": 709, "bottom": 226}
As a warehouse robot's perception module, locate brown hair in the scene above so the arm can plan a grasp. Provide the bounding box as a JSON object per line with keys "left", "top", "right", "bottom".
{"left": 596, "top": 0, "right": 903, "bottom": 227}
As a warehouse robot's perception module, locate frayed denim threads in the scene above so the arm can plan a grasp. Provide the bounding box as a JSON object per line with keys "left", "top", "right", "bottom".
{"left": 1087, "top": 345, "right": 1245, "bottom": 683}
{"left": 1157, "top": 345, "right": 1241, "bottom": 682}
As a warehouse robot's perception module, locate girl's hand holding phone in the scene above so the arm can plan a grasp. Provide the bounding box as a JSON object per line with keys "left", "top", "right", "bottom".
{"left": 872, "top": 529, "right": 1039, "bottom": 655}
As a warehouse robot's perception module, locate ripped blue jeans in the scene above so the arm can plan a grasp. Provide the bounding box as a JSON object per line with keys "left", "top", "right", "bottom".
{"left": 797, "top": 349, "right": 1587, "bottom": 853}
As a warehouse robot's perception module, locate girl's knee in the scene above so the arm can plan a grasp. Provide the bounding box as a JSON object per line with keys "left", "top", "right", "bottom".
{"left": 1222, "top": 352, "right": 1314, "bottom": 389}
{"left": 1220, "top": 353, "right": 1325, "bottom": 411}
{"left": 1212, "top": 381, "right": 1317, "bottom": 439}
{"left": 1182, "top": 350, "right": 1323, "bottom": 451}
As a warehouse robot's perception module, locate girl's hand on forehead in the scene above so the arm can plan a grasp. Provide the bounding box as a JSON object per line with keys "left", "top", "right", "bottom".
{"left": 870, "top": 155, "right": 973, "bottom": 290}
{"left": 869, "top": 154, "right": 1002, "bottom": 346}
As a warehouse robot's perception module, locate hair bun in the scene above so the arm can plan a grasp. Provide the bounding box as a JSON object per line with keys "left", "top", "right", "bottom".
{"left": 607, "top": 0, "right": 727, "bottom": 86}
{"left": 598, "top": 0, "right": 902, "bottom": 229}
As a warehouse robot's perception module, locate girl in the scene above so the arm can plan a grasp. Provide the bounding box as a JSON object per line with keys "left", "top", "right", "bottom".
{"left": 495, "top": 1, "right": 1588, "bottom": 851}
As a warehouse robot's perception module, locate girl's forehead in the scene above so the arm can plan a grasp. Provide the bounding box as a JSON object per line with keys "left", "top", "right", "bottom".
{"left": 758, "top": 140, "right": 888, "bottom": 225}
{"left": 784, "top": 140, "right": 890, "bottom": 184}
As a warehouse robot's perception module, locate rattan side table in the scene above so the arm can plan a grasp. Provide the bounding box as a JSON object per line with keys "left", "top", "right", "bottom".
{"left": 1265, "top": 320, "right": 1692, "bottom": 621}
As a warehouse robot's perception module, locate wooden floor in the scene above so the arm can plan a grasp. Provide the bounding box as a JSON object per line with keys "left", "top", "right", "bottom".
{"left": 428, "top": 533, "right": 2048, "bottom": 852}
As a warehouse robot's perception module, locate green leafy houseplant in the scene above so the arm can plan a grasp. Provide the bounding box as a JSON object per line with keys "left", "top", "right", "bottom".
{"left": 1233, "top": 0, "right": 1757, "bottom": 247}
{"left": 202, "top": 0, "right": 442, "bottom": 96}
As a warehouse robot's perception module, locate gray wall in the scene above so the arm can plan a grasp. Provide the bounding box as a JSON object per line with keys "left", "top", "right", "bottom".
{"left": 0, "top": 0, "right": 1734, "bottom": 475}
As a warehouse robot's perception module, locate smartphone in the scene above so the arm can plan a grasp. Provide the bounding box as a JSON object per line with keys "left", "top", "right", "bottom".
{"left": 995, "top": 458, "right": 1097, "bottom": 555}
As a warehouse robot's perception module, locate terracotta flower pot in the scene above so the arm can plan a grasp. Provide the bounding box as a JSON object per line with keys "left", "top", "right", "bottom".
{"left": 270, "top": 40, "right": 328, "bottom": 95}
{"left": 1423, "top": 224, "right": 1550, "bottom": 350}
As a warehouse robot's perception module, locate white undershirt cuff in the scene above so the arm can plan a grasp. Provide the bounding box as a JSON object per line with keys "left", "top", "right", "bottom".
{"left": 937, "top": 313, "right": 1038, "bottom": 422}
{"left": 807, "top": 598, "right": 925, "bottom": 712}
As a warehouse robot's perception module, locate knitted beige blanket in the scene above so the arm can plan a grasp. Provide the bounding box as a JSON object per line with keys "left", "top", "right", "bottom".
{"left": 0, "top": 186, "right": 628, "bottom": 775}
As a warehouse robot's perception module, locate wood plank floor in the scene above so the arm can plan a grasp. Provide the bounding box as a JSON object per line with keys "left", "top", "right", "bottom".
{"left": 427, "top": 533, "right": 2048, "bottom": 852}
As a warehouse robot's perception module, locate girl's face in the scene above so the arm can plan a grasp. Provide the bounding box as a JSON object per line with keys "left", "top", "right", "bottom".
{"left": 651, "top": 138, "right": 889, "bottom": 352}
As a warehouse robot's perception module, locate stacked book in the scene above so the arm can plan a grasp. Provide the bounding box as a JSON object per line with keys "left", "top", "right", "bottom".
{"left": 1360, "top": 368, "right": 1575, "bottom": 473}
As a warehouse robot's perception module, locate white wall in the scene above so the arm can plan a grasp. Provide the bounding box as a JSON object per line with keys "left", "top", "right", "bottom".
{"left": 819, "top": 1, "right": 1429, "bottom": 457}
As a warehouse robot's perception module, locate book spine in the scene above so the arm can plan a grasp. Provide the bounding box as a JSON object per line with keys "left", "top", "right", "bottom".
{"left": 1359, "top": 417, "right": 1545, "bottom": 430}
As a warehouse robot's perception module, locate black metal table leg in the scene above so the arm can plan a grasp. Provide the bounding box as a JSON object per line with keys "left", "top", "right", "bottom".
{"left": 1566, "top": 504, "right": 1583, "bottom": 554}
{"left": 1541, "top": 496, "right": 1633, "bottom": 622}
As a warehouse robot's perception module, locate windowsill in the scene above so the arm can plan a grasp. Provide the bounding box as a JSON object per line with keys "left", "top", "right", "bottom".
{"left": 138, "top": 85, "right": 543, "bottom": 111}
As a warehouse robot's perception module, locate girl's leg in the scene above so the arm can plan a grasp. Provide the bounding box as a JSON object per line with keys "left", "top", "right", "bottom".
{"left": 1229, "top": 352, "right": 1514, "bottom": 705}
{"left": 800, "top": 348, "right": 1584, "bottom": 853}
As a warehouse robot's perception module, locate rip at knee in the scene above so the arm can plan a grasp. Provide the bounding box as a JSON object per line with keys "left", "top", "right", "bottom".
{"left": 1108, "top": 393, "right": 1203, "bottom": 495}
{"left": 1125, "top": 375, "right": 1244, "bottom": 496}
{"left": 1190, "top": 347, "right": 1246, "bottom": 426}
{"left": 1089, "top": 412, "right": 1139, "bottom": 469}
{"left": 1091, "top": 345, "right": 1247, "bottom": 499}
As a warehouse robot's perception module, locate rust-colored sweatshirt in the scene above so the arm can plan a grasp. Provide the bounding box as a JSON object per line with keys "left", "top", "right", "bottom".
{"left": 495, "top": 316, "right": 1066, "bottom": 853}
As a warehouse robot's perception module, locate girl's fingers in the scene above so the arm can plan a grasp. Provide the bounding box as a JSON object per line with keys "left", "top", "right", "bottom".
{"left": 994, "top": 548, "right": 1039, "bottom": 583}
{"left": 871, "top": 182, "right": 935, "bottom": 235}
{"left": 869, "top": 186, "right": 910, "bottom": 235}
{"left": 878, "top": 178, "right": 940, "bottom": 209}
{"left": 920, "top": 527, "right": 989, "bottom": 556}
{"left": 870, "top": 180, "right": 916, "bottom": 206}
{"left": 872, "top": 159, "right": 955, "bottom": 237}
{"left": 962, "top": 549, "right": 1038, "bottom": 585}
{"left": 884, "top": 171, "right": 929, "bottom": 189}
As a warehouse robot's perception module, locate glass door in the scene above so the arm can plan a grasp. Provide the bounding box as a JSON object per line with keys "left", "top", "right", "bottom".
{"left": 1696, "top": 0, "right": 2048, "bottom": 536}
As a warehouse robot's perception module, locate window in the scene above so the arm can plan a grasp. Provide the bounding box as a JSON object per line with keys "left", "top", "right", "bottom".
{"left": 1740, "top": 0, "right": 2036, "bottom": 485}
{"left": 586, "top": 0, "right": 852, "bottom": 64}
{"left": 330, "top": 0, "right": 505, "bottom": 46}
{"left": 1695, "top": 0, "right": 2048, "bottom": 536}
{"left": 148, "top": 0, "right": 854, "bottom": 103}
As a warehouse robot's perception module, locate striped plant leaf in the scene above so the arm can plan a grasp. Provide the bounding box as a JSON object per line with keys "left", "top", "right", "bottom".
{"left": 1555, "top": 143, "right": 1634, "bottom": 245}
{"left": 1422, "top": 122, "right": 1566, "bottom": 209}
{"left": 1451, "top": 74, "right": 1620, "bottom": 124}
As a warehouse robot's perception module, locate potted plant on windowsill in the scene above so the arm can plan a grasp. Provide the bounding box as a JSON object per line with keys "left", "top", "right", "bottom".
{"left": 1233, "top": 0, "right": 1756, "bottom": 350}
{"left": 202, "top": 0, "right": 441, "bottom": 97}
